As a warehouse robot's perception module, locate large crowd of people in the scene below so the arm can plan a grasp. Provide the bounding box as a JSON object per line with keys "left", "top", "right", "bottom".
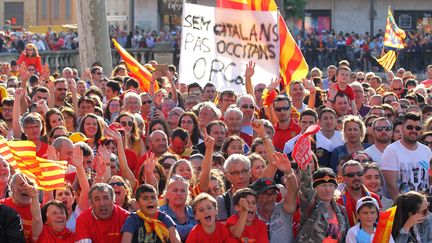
{"left": 0, "top": 39, "right": 432, "bottom": 243}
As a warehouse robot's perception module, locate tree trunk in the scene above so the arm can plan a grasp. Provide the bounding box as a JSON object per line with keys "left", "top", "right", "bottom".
{"left": 76, "top": 0, "right": 112, "bottom": 74}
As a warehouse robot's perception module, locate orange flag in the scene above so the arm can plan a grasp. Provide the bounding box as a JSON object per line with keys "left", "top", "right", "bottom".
{"left": 112, "top": 39, "right": 159, "bottom": 92}
{"left": 373, "top": 206, "right": 397, "bottom": 243}
{"left": 216, "top": 0, "right": 308, "bottom": 87}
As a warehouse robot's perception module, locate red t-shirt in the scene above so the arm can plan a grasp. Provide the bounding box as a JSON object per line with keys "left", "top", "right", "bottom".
{"left": 272, "top": 119, "right": 301, "bottom": 151}
{"left": 75, "top": 204, "right": 129, "bottom": 243}
{"left": 0, "top": 197, "right": 33, "bottom": 242}
{"left": 186, "top": 222, "right": 234, "bottom": 243}
{"left": 36, "top": 141, "right": 49, "bottom": 158}
{"left": 240, "top": 132, "right": 253, "bottom": 147}
{"left": 225, "top": 214, "right": 269, "bottom": 243}
{"left": 335, "top": 84, "right": 355, "bottom": 101}
{"left": 125, "top": 148, "right": 138, "bottom": 173}
{"left": 36, "top": 225, "right": 75, "bottom": 243}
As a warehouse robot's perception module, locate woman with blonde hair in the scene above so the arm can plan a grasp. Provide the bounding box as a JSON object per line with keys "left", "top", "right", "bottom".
{"left": 17, "top": 43, "right": 43, "bottom": 73}
{"left": 330, "top": 115, "right": 371, "bottom": 173}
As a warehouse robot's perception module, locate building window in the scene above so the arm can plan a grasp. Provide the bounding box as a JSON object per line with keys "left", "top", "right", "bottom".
{"left": 41, "top": 0, "right": 47, "bottom": 20}
{"left": 65, "top": 0, "right": 71, "bottom": 20}
{"left": 53, "top": 0, "right": 60, "bottom": 19}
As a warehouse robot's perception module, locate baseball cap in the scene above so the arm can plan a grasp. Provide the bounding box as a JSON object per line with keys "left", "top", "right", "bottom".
{"left": 355, "top": 196, "right": 379, "bottom": 213}
{"left": 69, "top": 132, "right": 89, "bottom": 143}
{"left": 250, "top": 178, "right": 279, "bottom": 194}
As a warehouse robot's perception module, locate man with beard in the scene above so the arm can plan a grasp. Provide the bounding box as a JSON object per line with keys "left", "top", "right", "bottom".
{"left": 272, "top": 96, "right": 301, "bottom": 151}
{"left": 381, "top": 112, "right": 432, "bottom": 200}
{"left": 336, "top": 161, "right": 382, "bottom": 227}
{"left": 75, "top": 183, "right": 129, "bottom": 242}
{"left": 53, "top": 78, "right": 71, "bottom": 108}
{"left": 364, "top": 117, "right": 393, "bottom": 164}
{"left": 0, "top": 173, "right": 38, "bottom": 242}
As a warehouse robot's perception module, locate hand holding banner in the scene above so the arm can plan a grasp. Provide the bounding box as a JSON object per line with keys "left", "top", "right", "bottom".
{"left": 292, "top": 124, "right": 320, "bottom": 170}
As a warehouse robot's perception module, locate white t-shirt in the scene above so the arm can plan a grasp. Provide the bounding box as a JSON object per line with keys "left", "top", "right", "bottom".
{"left": 364, "top": 144, "right": 384, "bottom": 164}
{"left": 319, "top": 130, "right": 344, "bottom": 151}
{"left": 380, "top": 141, "right": 432, "bottom": 193}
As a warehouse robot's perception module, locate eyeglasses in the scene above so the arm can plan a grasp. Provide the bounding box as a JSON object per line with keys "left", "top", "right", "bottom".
{"left": 142, "top": 100, "right": 153, "bottom": 105}
{"left": 120, "top": 121, "right": 134, "bottom": 127}
{"left": 374, "top": 126, "right": 392, "bottom": 132}
{"left": 406, "top": 125, "right": 422, "bottom": 131}
{"left": 392, "top": 87, "right": 402, "bottom": 91}
{"left": 344, "top": 171, "right": 364, "bottom": 178}
{"left": 274, "top": 106, "right": 290, "bottom": 112}
{"left": 109, "top": 181, "right": 125, "bottom": 187}
{"left": 228, "top": 169, "right": 249, "bottom": 176}
{"left": 241, "top": 104, "right": 254, "bottom": 110}
{"left": 356, "top": 78, "right": 364, "bottom": 81}
{"left": 384, "top": 113, "right": 393, "bottom": 118}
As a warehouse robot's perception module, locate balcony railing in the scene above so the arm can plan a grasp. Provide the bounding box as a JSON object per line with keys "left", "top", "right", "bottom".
{"left": 0, "top": 43, "right": 176, "bottom": 73}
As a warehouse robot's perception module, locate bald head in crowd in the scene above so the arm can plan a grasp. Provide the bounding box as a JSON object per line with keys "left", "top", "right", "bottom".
{"left": 52, "top": 137, "right": 74, "bottom": 164}
{"left": 148, "top": 130, "right": 168, "bottom": 157}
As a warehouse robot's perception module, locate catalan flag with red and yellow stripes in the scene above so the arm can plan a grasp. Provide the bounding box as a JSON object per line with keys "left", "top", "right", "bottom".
{"left": 112, "top": 39, "right": 159, "bottom": 92}
{"left": 376, "top": 50, "right": 397, "bottom": 71}
{"left": 0, "top": 137, "right": 19, "bottom": 172}
{"left": 0, "top": 139, "right": 67, "bottom": 191}
{"left": 373, "top": 206, "right": 397, "bottom": 243}
{"left": 217, "top": 0, "right": 308, "bottom": 86}
{"left": 383, "top": 7, "right": 406, "bottom": 49}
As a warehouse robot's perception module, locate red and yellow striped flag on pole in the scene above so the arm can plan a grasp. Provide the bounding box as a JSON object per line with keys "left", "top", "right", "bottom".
{"left": 216, "top": 0, "right": 308, "bottom": 87}
{"left": 112, "top": 39, "right": 159, "bottom": 92}
{"left": 383, "top": 7, "right": 406, "bottom": 49}
{"left": 37, "top": 157, "right": 67, "bottom": 191}
{"left": 8, "top": 141, "right": 40, "bottom": 182}
{"left": 376, "top": 50, "right": 397, "bottom": 71}
{"left": 373, "top": 206, "right": 397, "bottom": 243}
{"left": 0, "top": 137, "right": 19, "bottom": 172}
{"left": 5, "top": 141, "right": 67, "bottom": 191}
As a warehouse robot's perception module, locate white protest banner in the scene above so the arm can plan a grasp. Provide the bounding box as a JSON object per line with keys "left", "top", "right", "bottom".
{"left": 179, "top": 3, "right": 279, "bottom": 94}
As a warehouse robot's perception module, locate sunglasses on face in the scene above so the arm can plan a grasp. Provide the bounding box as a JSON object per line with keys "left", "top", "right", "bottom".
{"left": 142, "top": 100, "right": 153, "bottom": 105}
{"left": 120, "top": 121, "right": 134, "bottom": 127}
{"left": 405, "top": 125, "right": 422, "bottom": 131}
{"left": 374, "top": 126, "right": 392, "bottom": 132}
{"left": 241, "top": 104, "right": 254, "bottom": 110}
{"left": 357, "top": 78, "right": 364, "bottom": 81}
{"left": 274, "top": 106, "right": 290, "bottom": 112}
{"left": 109, "top": 181, "right": 125, "bottom": 187}
{"left": 162, "top": 163, "right": 173, "bottom": 170}
{"left": 344, "top": 171, "right": 364, "bottom": 178}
